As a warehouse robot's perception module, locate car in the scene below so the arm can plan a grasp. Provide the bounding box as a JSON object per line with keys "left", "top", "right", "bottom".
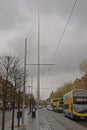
{"left": 58, "top": 106, "right": 64, "bottom": 113}
{"left": 38, "top": 105, "right": 42, "bottom": 109}
{"left": 47, "top": 105, "right": 53, "bottom": 111}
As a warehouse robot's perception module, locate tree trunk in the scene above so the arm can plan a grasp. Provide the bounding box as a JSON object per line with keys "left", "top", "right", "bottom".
{"left": 2, "top": 81, "right": 7, "bottom": 130}
{"left": 2, "top": 95, "right": 6, "bottom": 130}
{"left": 11, "top": 91, "right": 15, "bottom": 130}
{"left": 18, "top": 90, "right": 20, "bottom": 127}
{"left": 30, "top": 99, "right": 31, "bottom": 113}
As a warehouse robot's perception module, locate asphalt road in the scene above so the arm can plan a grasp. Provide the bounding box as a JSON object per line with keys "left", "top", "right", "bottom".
{"left": 38, "top": 108, "right": 87, "bottom": 130}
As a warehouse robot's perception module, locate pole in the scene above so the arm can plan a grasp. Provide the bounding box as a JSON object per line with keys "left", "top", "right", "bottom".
{"left": 31, "top": 76, "right": 33, "bottom": 95}
{"left": 28, "top": 86, "right": 31, "bottom": 113}
{"left": 25, "top": 10, "right": 54, "bottom": 106}
{"left": 37, "top": 9, "right": 40, "bottom": 105}
{"left": 29, "top": 76, "right": 33, "bottom": 113}
{"left": 22, "top": 38, "right": 27, "bottom": 124}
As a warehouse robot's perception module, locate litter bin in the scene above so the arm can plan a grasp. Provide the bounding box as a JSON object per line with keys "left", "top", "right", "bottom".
{"left": 32, "top": 108, "right": 36, "bottom": 118}
{"left": 17, "top": 111, "right": 22, "bottom": 118}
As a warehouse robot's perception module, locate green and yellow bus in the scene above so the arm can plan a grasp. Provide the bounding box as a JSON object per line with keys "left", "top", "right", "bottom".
{"left": 63, "top": 89, "right": 87, "bottom": 120}
{"left": 51, "top": 98, "right": 63, "bottom": 112}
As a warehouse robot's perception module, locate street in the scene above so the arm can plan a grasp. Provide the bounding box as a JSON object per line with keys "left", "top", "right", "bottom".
{"left": 38, "top": 108, "right": 87, "bottom": 130}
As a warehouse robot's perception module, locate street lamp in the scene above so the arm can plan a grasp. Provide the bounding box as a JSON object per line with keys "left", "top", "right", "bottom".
{"left": 22, "top": 38, "right": 27, "bottom": 125}
{"left": 28, "top": 86, "right": 31, "bottom": 113}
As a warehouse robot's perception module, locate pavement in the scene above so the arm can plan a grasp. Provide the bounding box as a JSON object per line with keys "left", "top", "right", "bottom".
{"left": 0, "top": 109, "right": 40, "bottom": 130}
{"left": 13, "top": 109, "right": 39, "bottom": 130}
{"left": 26, "top": 110, "right": 39, "bottom": 130}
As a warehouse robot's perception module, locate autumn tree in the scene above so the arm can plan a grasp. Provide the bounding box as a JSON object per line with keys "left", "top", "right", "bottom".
{"left": 49, "top": 81, "right": 83, "bottom": 100}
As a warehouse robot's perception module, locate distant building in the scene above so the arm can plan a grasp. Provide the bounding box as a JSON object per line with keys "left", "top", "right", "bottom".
{"left": 75, "top": 74, "right": 87, "bottom": 89}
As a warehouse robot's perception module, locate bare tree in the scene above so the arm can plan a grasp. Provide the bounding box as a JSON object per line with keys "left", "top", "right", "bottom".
{"left": 11, "top": 59, "right": 29, "bottom": 129}
{"left": 11, "top": 68, "right": 24, "bottom": 129}
{"left": 10, "top": 57, "right": 24, "bottom": 130}
{"left": 0, "top": 54, "right": 23, "bottom": 130}
{"left": 0, "top": 54, "right": 16, "bottom": 130}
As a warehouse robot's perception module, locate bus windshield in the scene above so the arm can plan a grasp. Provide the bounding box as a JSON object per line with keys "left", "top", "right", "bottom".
{"left": 74, "top": 104, "right": 87, "bottom": 113}
{"left": 73, "top": 90, "right": 87, "bottom": 113}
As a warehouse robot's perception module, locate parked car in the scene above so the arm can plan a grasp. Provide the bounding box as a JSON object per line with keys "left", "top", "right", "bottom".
{"left": 47, "top": 105, "right": 53, "bottom": 111}
{"left": 38, "top": 105, "right": 42, "bottom": 109}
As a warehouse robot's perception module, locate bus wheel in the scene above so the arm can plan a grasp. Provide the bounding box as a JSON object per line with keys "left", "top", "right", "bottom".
{"left": 70, "top": 113, "right": 73, "bottom": 120}
{"left": 64, "top": 112, "right": 67, "bottom": 117}
{"left": 83, "top": 117, "right": 87, "bottom": 120}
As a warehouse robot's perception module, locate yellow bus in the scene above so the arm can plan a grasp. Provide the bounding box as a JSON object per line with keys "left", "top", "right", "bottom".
{"left": 63, "top": 89, "right": 87, "bottom": 120}
{"left": 51, "top": 98, "right": 63, "bottom": 112}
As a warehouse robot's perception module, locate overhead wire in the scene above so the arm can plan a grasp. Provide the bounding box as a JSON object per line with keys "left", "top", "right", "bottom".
{"left": 48, "top": 0, "right": 78, "bottom": 72}
{"left": 30, "top": 0, "right": 78, "bottom": 97}
{"left": 44, "top": 0, "right": 78, "bottom": 96}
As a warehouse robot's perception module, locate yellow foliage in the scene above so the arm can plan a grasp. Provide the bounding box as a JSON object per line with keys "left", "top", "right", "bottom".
{"left": 50, "top": 81, "right": 83, "bottom": 99}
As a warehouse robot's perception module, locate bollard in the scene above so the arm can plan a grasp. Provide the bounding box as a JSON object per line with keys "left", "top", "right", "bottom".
{"left": 17, "top": 111, "right": 22, "bottom": 126}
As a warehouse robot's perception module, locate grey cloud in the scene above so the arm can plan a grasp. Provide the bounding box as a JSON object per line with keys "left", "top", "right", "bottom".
{"left": 1, "top": 0, "right": 87, "bottom": 99}
{"left": 0, "top": 0, "right": 19, "bottom": 30}
{"left": 53, "top": 41, "right": 87, "bottom": 73}
{"left": 7, "top": 30, "right": 87, "bottom": 76}
{"left": 8, "top": 38, "right": 26, "bottom": 55}
{"left": 23, "top": 0, "right": 87, "bottom": 34}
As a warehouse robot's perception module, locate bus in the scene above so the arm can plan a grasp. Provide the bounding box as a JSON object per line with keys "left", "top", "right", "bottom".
{"left": 63, "top": 89, "right": 87, "bottom": 120}
{"left": 51, "top": 98, "right": 63, "bottom": 112}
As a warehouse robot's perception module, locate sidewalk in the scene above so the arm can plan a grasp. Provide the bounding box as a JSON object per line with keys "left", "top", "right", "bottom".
{"left": 14, "top": 109, "right": 39, "bottom": 130}
{"left": 26, "top": 110, "right": 39, "bottom": 130}
{"left": 0, "top": 109, "right": 39, "bottom": 130}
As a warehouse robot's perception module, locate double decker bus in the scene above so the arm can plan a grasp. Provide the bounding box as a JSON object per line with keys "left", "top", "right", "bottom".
{"left": 63, "top": 89, "right": 87, "bottom": 120}
{"left": 51, "top": 98, "right": 63, "bottom": 112}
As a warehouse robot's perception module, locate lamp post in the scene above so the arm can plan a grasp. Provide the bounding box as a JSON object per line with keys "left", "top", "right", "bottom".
{"left": 22, "top": 38, "right": 27, "bottom": 125}
{"left": 28, "top": 86, "right": 31, "bottom": 113}
{"left": 37, "top": 9, "right": 40, "bottom": 105}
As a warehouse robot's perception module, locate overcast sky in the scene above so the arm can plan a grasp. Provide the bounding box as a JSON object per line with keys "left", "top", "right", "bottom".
{"left": 0, "top": 0, "right": 87, "bottom": 99}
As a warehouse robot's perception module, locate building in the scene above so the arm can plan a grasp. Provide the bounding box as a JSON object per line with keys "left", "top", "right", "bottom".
{"left": 75, "top": 74, "right": 87, "bottom": 90}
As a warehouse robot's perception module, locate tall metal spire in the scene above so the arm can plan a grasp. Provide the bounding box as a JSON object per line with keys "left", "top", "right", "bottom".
{"left": 37, "top": 9, "right": 40, "bottom": 105}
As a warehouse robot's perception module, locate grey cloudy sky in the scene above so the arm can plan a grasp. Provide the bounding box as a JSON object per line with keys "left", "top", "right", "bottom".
{"left": 0, "top": 0, "right": 87, "bottom": 99}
